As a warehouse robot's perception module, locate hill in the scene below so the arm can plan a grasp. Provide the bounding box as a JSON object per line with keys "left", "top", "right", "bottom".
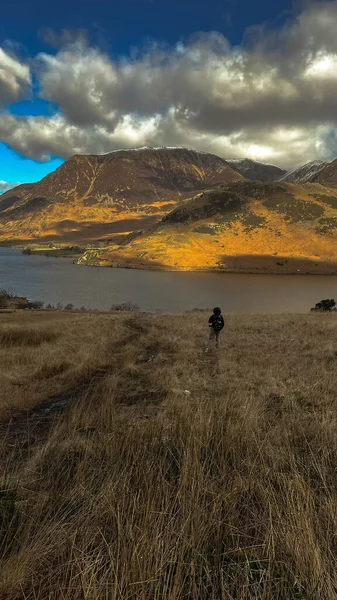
{"left": 279, "top": 158, "right": 337, "bottom": 188}
{"left": 78, "top": 180, "right": 337, "bottom": 273}
{"left": 279, "top": 160, "right": 327, "bottom": 184}
{"left": 227, "top": 158, "right": 286, "bottom": 181}
{"left": 0, "top": 147, "right": 243, "bottom": 245}
{"left": 1, "top": 309, "right": 337, "bottom": 599}
{"left": 313, "top": 158, "right": 337, "bottom": 188}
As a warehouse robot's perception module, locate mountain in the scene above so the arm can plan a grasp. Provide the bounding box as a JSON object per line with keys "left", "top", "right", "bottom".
{"left": 279, "top": 159, "right": 337, "bottom": 189}
{"left": 279, "top": 161, "right": 327, "bottom": 184}
{"left": 312, "top": 159, "right": 337, "bottom": 188}
{"left": 78, "top": 180, "right": 337, "bottom": 273}
{"left": 0, "top": 147, "right": 243, "bottom": 244}
{"left": 226, "top": 158, "right": 286, "bottom": 182}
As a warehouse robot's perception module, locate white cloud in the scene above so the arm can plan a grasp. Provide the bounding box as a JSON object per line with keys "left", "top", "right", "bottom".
{"left": 0, "top": 112, "right": 164, "bottom": 160}
{"left": 304, "top": 52, "right": 337, "bottom": 79}
{"left": 0, "top": 48, "right": 31, "bottom": 107}
{"left": 1, "top": 2, "right": 337, "bottom": 168}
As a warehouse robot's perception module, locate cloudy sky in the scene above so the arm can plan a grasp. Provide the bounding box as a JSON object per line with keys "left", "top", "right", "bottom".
{"left": 1, "top": 0, "right": 337, "bottom": 188}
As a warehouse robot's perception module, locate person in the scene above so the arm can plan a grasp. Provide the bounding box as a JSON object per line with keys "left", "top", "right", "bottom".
{"left": 207, "top": 307, "right": 224, "bottom": 350}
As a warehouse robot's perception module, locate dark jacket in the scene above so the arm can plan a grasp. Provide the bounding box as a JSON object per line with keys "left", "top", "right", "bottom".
{"left": 208, "top": 314, "right": 224, "bottom": 330}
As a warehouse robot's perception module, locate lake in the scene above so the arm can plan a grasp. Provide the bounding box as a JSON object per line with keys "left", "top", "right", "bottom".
{"left": 0, "top": 247, "right": 336, "bottom": 313}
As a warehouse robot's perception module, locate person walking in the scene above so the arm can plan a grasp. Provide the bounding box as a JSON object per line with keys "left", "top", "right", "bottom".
{"left": 207, "top": 307, "right": 224, "bottom": 350}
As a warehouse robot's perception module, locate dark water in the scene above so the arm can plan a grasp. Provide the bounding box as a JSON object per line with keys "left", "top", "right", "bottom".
{"left": 0, "top": 248, "right": 336, "bottom": 313}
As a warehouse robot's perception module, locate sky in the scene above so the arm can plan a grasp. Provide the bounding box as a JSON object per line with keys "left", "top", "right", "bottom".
{"left": 1, "top": 0, "right": 337, "bottom": 191}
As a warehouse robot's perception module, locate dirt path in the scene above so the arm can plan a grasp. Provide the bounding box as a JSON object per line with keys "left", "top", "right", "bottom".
{"left": 0, "top": 368, "right": 109, "bottom": 458}
{"left": 0, "top": 317, "right": 155, "bottom": 457}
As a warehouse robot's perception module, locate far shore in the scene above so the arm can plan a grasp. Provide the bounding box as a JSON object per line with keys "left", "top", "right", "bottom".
{"left": 1, "top": 243, "right": 337, "bottom": 276}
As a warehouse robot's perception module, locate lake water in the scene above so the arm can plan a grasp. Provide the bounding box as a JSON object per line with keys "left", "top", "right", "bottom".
{"left": 0, "top": 247, "right": 336, "bottom": 313}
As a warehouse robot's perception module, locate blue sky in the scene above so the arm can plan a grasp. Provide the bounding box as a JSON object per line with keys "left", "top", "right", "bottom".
{"left": 1, "top": 0, "right": 337, "bottom": 189}
{"left": 1, "top": 0, "right": 294, "bottom": 55}
{"left": 0, "top": 144, "right": 62, "bottom": 184}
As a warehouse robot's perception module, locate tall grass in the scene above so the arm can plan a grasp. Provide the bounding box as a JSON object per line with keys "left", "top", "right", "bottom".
{"left": 0, "top": 310, "right": 337, "bottom": 599}
{"left": 0, "top": 326, "right": 58, "bottom": 347}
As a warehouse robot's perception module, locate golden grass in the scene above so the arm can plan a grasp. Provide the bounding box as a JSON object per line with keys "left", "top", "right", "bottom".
{"left": 79, "top": 183, "right": 337, "bottom": 272}
{"left": 1, "top": 310, "right": 337, "bottom": 599}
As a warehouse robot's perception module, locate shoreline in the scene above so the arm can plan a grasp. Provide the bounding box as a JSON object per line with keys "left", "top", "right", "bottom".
{"left": 75, "top": 261, "right": 337, "bottom": 276}
{"left": 2, "top": 244, "right": 337, "bottom": 276}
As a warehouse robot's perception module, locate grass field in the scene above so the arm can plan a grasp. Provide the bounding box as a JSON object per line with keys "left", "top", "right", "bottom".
{"left": 1, "top": 310, "right": 337, "bottom": 599}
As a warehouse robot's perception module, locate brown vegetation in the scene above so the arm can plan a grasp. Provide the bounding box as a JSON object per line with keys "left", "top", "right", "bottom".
{"left": 1, "top": 310, "right": 337, "bottom": 599}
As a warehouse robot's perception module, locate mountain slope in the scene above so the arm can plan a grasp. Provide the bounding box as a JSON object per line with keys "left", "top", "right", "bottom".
{"left": 0, "top": 148, "right": 243, "bottom": 244}
{"left": 279, "top": 161, "right": 327, "bottom": 184}
{"left": 279, "top": 159, "right": 337, "bottom": 189}
{"left": 78, "top": 181, "right": 337, "bottom": 273}
{"left": 313, "top": 159, "right": 337, "bottom": 188}
{"left": 227, "top": 158, "right": 286, "bottom": 182}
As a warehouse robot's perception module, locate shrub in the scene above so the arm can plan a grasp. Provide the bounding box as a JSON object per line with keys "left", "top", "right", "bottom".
{"left": 110, "top": 302, "right": 140, "bottom": 312}
{"left": 29, "top": 300, "right": 44, "bottom": 310}
{"left": 0, "top": 288, "right": 17, "bottom": 309}
{"left": 22, "top": 248, "right": 32, "bottom": 255}
{"left": 0, "top": 297, "right": 8, "bottom": 309}
{"left": 0, "top": 288, "right": 16, "bottom": 299}
{"left": 64, "top": 303, "right": 75, "bottom": 311}
{"left": 310, "top": 298, "right": 336, "bottom": 312}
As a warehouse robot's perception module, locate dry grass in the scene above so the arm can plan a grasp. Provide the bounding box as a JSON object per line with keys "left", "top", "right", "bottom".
{"left": 1, "top": 310, "right": 337, "bottom": 599}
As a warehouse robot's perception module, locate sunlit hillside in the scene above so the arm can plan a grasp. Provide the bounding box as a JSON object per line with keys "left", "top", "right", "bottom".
{"left": 78, "top": 181, "right": 337, "bottom": 273}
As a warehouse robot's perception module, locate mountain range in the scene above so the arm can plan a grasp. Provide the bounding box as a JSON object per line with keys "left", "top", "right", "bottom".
{"left": 0, "top": 148, "right": 243, "bottom": 244}
{"left": 0, "top": 148, "right": 286, "bottom": 244}
{"left": 1, "top": 147, "right": 337, "bottom": 273}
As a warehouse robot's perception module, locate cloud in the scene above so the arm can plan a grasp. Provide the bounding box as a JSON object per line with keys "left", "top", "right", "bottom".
{"left": 0, "top": 112, "right": 161, "bottom": 160}
{"left": 0, "top": 48, "right": 31, "bottom": 107}
{"left": 0, "top": 180, "right": 21, "bottom": 195}
{"left": 1, "top": 2, "right": 337, "bottom": 168}
{"left": 38, "top": 27, "right": 88, "bottom": 49}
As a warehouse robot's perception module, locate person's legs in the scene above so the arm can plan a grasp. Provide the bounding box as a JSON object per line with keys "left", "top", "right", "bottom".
{"left": 206, "top": 328, "right": 215, "bottom": 351}
{"left": 209, "top": 328, "right": 215, "bottom": 343}
{"left": 215, "top": 331, "right": 220, "bottom": 348}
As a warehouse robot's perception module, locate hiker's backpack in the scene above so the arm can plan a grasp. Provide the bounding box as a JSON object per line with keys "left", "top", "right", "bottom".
{"left": 213, "top": 315, "right": 224, "bottom": 331}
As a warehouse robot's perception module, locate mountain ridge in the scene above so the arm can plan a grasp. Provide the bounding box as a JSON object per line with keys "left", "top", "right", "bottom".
{"left": 0, "top": 147, "right": 245, "bottom": 244}
{"left": 2, "top": 147, "right": 337, "bottom": 274}
{"left": 279, "top": 161, "right": 327, "bottom": 184}
{"left": 226, "top": 158, "right": 286, "bottom": 181}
